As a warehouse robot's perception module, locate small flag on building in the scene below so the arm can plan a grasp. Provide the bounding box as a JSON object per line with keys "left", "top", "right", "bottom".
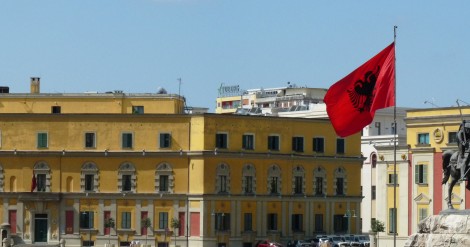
{"left": 324, "top": 43, "right": 395, "bottom": 137}
{"left": 31, "top": 172, "right": 37, "bottom": 192}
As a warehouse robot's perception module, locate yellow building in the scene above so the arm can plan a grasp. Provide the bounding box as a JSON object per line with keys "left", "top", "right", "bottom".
{"left": 405, "top": 106, "right": 470, "bottom": 236}
{"left": 0, "top": 80, "right": 363, "bottom": 247}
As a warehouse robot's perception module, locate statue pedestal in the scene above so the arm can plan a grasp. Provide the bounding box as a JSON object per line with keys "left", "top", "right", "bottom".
{"left": 405, "top": 209, "right": 470, "bottom": 247}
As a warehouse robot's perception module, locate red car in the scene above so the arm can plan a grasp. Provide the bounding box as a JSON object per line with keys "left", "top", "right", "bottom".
{"left": 256, "top": 240, "right": 284, "bottom": 247}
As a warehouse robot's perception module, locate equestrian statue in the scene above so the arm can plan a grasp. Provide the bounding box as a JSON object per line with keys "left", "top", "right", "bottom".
{"left": 442, "top": 120, "right": 470, "bottom": 209}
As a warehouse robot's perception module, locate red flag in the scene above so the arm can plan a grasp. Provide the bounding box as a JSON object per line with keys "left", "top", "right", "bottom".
{"left": 324, "top": 43, "right": 395, "bottom": 137}
{"left": 31, "top": 172, "right": 37, "bottom": 192}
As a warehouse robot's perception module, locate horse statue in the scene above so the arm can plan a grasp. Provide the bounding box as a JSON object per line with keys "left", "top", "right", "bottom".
{"left": 442, "top": 149, "right": 470, "bottom": 209}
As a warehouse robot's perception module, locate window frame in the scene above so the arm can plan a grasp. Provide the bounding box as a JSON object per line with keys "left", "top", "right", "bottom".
{"left": 159, "top": 212, "right": 169, "bottom": 230}
{"left": 85, "top": 132, "right": 96, "bottom": 149}
{"left": 267, "top": 213, "right": 278, "bottom": 231}
{"left": 80, "top": 211, "right": 94, "bottom": 229}
{"left": 336, "top": 138, "right": 345, "bottom": 154}
{"left": 121, "top": 132, "right": 134, "bottom": 149}
{"left": 291, "top": 214, "right": 303, "bottom": 232}
{"left": 121, "top": 212, "right": 131, "bottom": 229}
{"left": 132, "top": 106, "right": 144, "bottom": 114}
{"left": 243, "top": 213, "right": 252, "bottom": 231}
{"left": 159, "top": 132, "right": 172, "bottom": 149}
{"left": 242, "top": 134, "right": 255, "bottom": 150}
{"left": 267, "top": 135, "right": 280, "bottom": 151}
{"left": 417, "top": 133, "right": 430, "bottom": 145}
{"left": 313, "top": 137, "right": 325, "bottom": 153}
{"left": 415, "top": 164, "right": 428, "bottom": 184}
{"left": 215, "top": 132, "right": 228, "bottom": 149}
{"left": 37, "top": 132, "right": 48, "bottom": 149}
{"left": 292, "top": 136, "right": 304, "bottom": 152}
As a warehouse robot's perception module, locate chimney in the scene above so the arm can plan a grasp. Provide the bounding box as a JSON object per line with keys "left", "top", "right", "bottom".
{"left": 30, "top": 77, "right": 40, "bottom": 94}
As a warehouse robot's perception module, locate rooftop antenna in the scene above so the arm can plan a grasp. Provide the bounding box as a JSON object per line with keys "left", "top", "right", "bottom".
{"left": 424, "top": 99, "right": 439, "bottom": 108}
{"left": 457, "top": 99, "right": 470, "bottom": 106}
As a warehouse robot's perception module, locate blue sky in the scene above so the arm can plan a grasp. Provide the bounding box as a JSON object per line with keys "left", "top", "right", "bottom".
{"left": 1, "top": 1, "right": 469, "bottom": 111}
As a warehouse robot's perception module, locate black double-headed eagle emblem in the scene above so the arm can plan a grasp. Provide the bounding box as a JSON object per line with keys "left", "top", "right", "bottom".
{"left": 347, "top": 66, "right": 380, "bottom": 112}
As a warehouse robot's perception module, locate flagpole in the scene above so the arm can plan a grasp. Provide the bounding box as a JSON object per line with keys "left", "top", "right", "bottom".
{"left": 393, "top": 25, "right": 398, "bottom": 247}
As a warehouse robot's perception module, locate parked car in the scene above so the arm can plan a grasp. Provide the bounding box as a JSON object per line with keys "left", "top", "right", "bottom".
{"left": 327, "top": 235, "right": 349, "bottom": 247}
{"left": 306, "top": 238, "right": 320, "bottom": 247}
{"left": 318, "top": 237, "right": 333, "bottom": 247}
{"left": 256, "top": 240, "right": 284, "bottom": 247}
{"left": 343, "top": 235, "right": 361, "bottom": 247}
{"left": 295, "top": 240, "right": 314, "bottom": 247}
{"left": 353, "top": 235, "right": 370, "bottom": 247}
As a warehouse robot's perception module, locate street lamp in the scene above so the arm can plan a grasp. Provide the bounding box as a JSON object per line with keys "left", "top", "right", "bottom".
{"left": 343, "top": 210, "right": 357, "bottom": 235}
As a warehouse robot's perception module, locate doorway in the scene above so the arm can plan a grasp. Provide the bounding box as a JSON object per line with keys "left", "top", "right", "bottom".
{"left": 34, "top": 214, "right": 48, "bottom": 243}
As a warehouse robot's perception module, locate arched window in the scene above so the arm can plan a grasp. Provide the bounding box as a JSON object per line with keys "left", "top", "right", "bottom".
{"left": 33, "top": 161, "right": 51, "bottom": 192}
{"left": 81, "top": 162, "right": 99, "bottom": 192}
{"left": 292, "top": 165, "right": 305, "bottom": 195}
{"left": 118, "top": 162, "right": 136, "bottom": 193}
{"left": 334, "top": 167, "right": 347, "bottom": 196}
{"left": 155, "top": 162, "right": 174, "bottom": 193}
{"left": 371, "top": 153, "right": 377, "bottom": 168}
{"left": 313, "top": 166, "right": 327, "bottom": 196}
{"left": 242, "top": 164, "right": 256, "bottom": 195}
{"left": 215, "top": 163, "right": 230, "bottom": 194}
{"left": 267, "top": 164, "right": 281, "bottom": 195}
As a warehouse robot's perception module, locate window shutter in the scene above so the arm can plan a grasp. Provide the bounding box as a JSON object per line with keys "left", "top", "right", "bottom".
{"left": 415, "top": 165, "right": 419, "bottom": 184}
{"left": 242, "top": 135, "right": 247, "bottom": 148}
{"left": 423, "top": 165, "right": 428, "bottom": 184}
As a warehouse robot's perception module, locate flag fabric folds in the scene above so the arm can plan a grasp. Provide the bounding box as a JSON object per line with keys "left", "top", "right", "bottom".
{"left": 324, "top": 43, "right": 395, "bottom": 137}
{"left": 31, "top": 172, "right": 37, "bottom": 192}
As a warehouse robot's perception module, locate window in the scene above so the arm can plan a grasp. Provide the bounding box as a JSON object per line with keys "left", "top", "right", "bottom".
{"left": 119, "top": 162, "right": 136, "bottom": 192}
{"left": 388, "top": 173, "right": 398, "bottom": 185}
{"left": 418, "top": 208, "right": 428, "bottom": 222}
{"left": 214, "top": 213, "right": 230, "bottom": 231}
{"left": 132, "top": 106, "right": 144, "bottom": 114}
{"left": 313, "top": 137, "right": 324, "bottom": 153}
{"left": 84, "top": 174, "right": 94, "bottom": 192}
{"left": 336, "top": 177, "right": 344, "bottom": 195}
{"left": 80, "top": 211, "right": 94, "bottom": 229}
{"left": 371, "top": 154, "right": 377, "bottom": 168}
{"left": 85, "top": 132, "right": 96, "bottom": 148}
{"left": 267, "top": 213, "right": 278, "bottom": 231}
{"left": 415, "top": 164, "right": 428, "bottom": 184}
{"left": 159, "top": 175, "right": 169, "bottom": 192}
{"left": 159, "top": 212, "right": 169, "bottom": 229}
{"left": 51, "top": 106, "right": 61, "bottom": 114}
{"left": 336, "top": 138, "right": 345, "bottom": 154}
{"left": 242, "top": 164, "right": 256, "bottom": 195}
{"left": 121, "top": 212, "right": 131, "bottom": 229}
{"left": 244, "top": 213, "right": 252, "bottom": 231}
{"left": 37, "top": 132, "right": 48, "bottom": 148}
{"left": 270, "top": 177, "right": 278, "bottom": 194}
{"left": 267, "top": 135, "right": 279, "bottom": 151}
{"left": 389, "top": 208, "right": 397, "bottom": 233}
{"left": 216, "top": 163, "right": 230, "bottom": 194}
{"left": 242, "top": 134, "right": 254, "bottom": 150}
{"left": 215, "top": 133, "right": 228, "bottom": 149}
{"left": 292, "top": 214, "right": 303, "bottom": 232}
{"left": 333, "top": 214, "right": 347, "bottom": 233}
{"left": 371, "top": 185, "right": 376, "bottom": 200}
{"left": 122, "top": 133, "right": 133, "bottom": 149}
{"left": 159, "top": 133, "right": 171, "bottom": 148}
{"left": 292, "top": 137, "right": 304, "bottom": 152}
{"left": 156, "top": 163, "right": 174, "bottom": 193}
{"left": 37, "top": 174, "right": 46, "bottom": 192}
{"left": 244, "top": 176, "right": 253, "bottom": 194}
{"left": 294, "top": 176, "right": 303, "bottom": 194}
{"left": 375, "top": 122, "right": 381, "bottom": 135}
{"left": 315, "top": 177, "right": 323, "bottom": 195}
{"left": 449, "top": 131, "right": 458, "bottom": 144}
{"left": 219, "top": 175, "right": 227, "bottom": 193}
{"left": 418, "top": 133, "right": 430, "bottom": 145}
{"left": 314, "top": 214, "right": 323, "bottom": 232}
{"left": 122, "top": 175, "right": 132, "bottom": 191}
{"left": 391, "top": 123, "right": 396, "bottom": 134}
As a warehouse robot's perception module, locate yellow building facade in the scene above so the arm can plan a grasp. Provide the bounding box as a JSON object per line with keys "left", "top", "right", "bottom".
{"left": 0, "top": 86, "right": 363, "bottom": 247}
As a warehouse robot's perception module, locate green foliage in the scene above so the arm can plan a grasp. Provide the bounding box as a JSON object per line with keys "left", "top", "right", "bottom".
{"left": 104, "top": 217, "right": 115, "bottom": 228}
{"left": 171, "top": 217, "right": 180, "bottom": 229}
{"left": 371, "top": 219, "right": 385, "bottom": 233}
{"left": 141, "top": 217, "right": 152, "bottom": 229}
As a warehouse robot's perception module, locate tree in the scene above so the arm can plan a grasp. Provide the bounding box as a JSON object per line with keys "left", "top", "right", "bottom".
{"left": 104, "top": 217, "right": 115, "bottom": 245}
{"left": 141, "top": 217, "right": 152, "bottom": 245}
{"left": 171, "top": 218, "right": 180, "bottom": 247}
{"left": 371, "top": 219, "right": 385, "bottom": 247}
